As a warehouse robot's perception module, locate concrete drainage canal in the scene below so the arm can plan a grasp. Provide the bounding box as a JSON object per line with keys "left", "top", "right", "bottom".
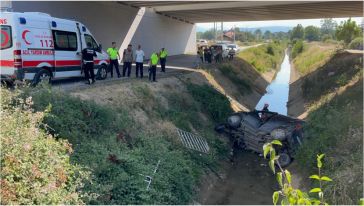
{"left": 198, "top": 51, "right": 293, "bottom": 204}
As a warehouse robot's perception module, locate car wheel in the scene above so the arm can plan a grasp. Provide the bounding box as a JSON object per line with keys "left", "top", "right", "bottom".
{"left": 33, "top": 68, "right": 51, "bottom": 86}
{"left": 278, "top": 152, "right": 291, "bottom": 167}
{"left": 97, "top": 64, "right": 108, "bottom": 80}
{"left": 227, "top": 115, "right": 242, "bottom": 128}
{"left": 214, "top": 124, "right": 226, "bottom": 133}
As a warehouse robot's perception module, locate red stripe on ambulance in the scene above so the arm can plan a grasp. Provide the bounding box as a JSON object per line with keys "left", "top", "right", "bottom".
{"left": 0, "top": 60, "right": 14, "bottom": 67}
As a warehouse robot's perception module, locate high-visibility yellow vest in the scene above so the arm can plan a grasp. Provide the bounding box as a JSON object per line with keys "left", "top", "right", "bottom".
{"left": 150, "top": 53, "right": 159, "bottom": 65}
{"left": 160, "top": 50, "right": 168, "bottom": 58}
{"left": 107, "top": 48, "right": 118, "bottom": 60}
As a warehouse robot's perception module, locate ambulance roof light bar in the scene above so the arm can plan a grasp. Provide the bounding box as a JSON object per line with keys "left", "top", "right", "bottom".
{"left": 24, "top": 12, "right": 51, "bottom": 17}
{"left": 0, "top": 7, "right": 13, "bottom": 12}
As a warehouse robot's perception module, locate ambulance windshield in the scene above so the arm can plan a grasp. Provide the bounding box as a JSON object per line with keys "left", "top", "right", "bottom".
{"left": 0, "top": 25, "right": 12, "bottom": 50}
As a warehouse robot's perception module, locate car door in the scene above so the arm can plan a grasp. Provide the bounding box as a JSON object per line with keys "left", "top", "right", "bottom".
{"left": 52, "top": 20, "right": 81, "bottom": 78}
{"left": 83, "top": 33, "right": 101, "bottom": 73}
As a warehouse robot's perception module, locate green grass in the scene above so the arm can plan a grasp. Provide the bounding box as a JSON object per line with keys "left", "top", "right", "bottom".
{"left": 238, "top": 41, "right": 286, "bottom": 73}
{"left": 14, "top": 81, "right": 231, "bottom": 204}
{"left": 218, "top": 65, "right": 252, "bottom": 95}
{"left": 301, "top": 52, "right": 363, "bottom": 103}
{"left": 292, "top": 42, "right": 337, "bottom": 76}
{"left": 295, "top": 78, "right": 363, "bottom": 204}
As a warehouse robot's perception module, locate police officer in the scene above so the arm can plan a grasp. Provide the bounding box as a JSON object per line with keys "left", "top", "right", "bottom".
{"left": 82, "top": 42, "right": 97, "bottom": 84}
{"left": 107, "top": 42, "right": 121, "bottom": 78}
{"left": 159, "top": 48, "right": 168, "bottom": 72}
{"left": 149, "top": 51, "right": 159, "bottom": 82}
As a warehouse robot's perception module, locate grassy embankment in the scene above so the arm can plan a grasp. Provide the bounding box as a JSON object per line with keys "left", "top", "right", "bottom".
{"left": 290, "top": 41, "right": 363, "bottom": 204}
{"left": 3, "top": 74, "right": 233, "bottom": 204}
{"left": 291, "top": 41, "right": 338, "bottom": 76}
{"left": 238, "top": 41, "right": 286, "bottom": 73}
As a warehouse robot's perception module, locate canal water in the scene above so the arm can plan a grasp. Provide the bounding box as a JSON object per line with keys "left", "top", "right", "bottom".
{"left": 256, "top": 51, "right": 291, "bottom": 115}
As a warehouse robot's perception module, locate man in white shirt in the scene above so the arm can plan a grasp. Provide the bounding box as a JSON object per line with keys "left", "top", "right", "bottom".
{"left": 135, "top": 45, "right": 145, "bottom": 78}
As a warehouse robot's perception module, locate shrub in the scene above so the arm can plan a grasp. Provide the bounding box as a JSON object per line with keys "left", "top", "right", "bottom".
{"left": 291, "top": 40, "right": 304, "bottom": 58}
{"left": 348, "top": 37, "right": 363, "bottom": 50}
{"left": 321, "top": 34, "right": 332, "bottom": 42}
{"left": 0, "top": 88, "right": 88, "bottom": 205}
{"left": 266, "top": 45, "right": 274, "bottom": 55}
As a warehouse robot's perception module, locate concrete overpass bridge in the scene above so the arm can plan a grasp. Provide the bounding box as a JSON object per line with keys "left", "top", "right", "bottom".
{"left": 8, "top": 1, "right": 364, "bottom": 58}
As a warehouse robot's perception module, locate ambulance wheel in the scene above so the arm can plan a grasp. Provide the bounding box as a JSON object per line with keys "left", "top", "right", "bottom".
{"left": 34, "top": 69, "right": 52, "bottom": 85}
{"left": 97, "top": 65, "right": 107, "bottom": 80}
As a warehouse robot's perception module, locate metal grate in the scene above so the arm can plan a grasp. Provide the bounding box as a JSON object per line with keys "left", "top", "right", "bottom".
{"left": 177, "top": 128, "right": 210, "bottom": 153}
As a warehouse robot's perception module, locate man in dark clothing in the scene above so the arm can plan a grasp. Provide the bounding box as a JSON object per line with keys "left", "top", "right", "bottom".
{"left": 159, "top": 48, "right": 168, "bottom": 72}
{"left": 82, "top": 42, "right": 97, "bottom": 84}
{"left": 207, "top": 48, "right": 212, "bottom": 63}
{"left": 261, "top": 103, "right": 270, "bottom": 122}
{"left": 122, "top": 44, "right": 133, "bottom": 77}
{"left": 204, "top": 47, "right": 209, "bottom": 63}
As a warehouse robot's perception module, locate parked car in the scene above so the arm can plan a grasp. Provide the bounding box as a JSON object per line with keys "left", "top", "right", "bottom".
{"left": 227, "top": 44, "right": 240, "bottom": 53}
{"left": 0, "top": 11, "right": 109, "bottom": 85}
{"left": 210, "top": 44, "right": 229, "bottom": 60}
{"left": 197, "top": 39, "right": 208, "bottom": 47}
{"left": 215, "top": 110, "right": 305, "bottom": 167}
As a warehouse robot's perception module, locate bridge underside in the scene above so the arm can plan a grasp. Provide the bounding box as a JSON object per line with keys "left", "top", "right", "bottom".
{"left": 121, "top": 1, "right": 363, "bottom": 23}
{"left": 9, "top": 1, "right": 363, "bottom": 58}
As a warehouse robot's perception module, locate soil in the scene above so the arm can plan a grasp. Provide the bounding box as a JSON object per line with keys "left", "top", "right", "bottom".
{"left": 196, "top": 151, "right": 278, "bottom": 205}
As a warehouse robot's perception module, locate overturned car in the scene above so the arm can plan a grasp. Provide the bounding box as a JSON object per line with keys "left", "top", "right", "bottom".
{"left": 215, "top": 110, "right": 304, "bottom": 167}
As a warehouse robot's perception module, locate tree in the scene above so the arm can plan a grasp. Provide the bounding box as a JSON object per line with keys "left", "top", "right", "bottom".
{"left": 304, "top": 26, "right": 321, "bottom": 41}
{"left": 336, "top": 18, "right": 363, "bottom": 44}
{"left": 290, "top": 24, "right": 304, "bottom": 40}
{"left": 199, "top": 29, "right": 215, "bottom": 40}
{"left": 320, "top": 18, "right": 337, "bottom": 39}
{"left": 273, "top": 32, "right": 289, "bottom": 40}
{"left": 254, "top": 29, "right": 262, "bottom": 41}
{"left": 264, "top": 30, "right": 273, "bottom": 40}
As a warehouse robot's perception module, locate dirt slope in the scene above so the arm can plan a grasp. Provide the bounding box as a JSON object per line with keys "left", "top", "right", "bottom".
{"left": 287, "top": 51, "right": 363, "bottom": 118}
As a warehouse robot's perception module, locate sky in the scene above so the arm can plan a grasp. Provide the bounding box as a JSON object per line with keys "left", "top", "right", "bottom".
{"left": 197, "top": 17, "right": 363, "bottom": 30}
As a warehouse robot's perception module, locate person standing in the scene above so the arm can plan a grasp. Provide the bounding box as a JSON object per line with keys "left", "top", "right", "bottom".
{"left": 228, "top": 48, "right": 235, "bottom": 60}
{"left": 106, "top": 42, "right": 121, "bottom": 78}
{"left": 82, "top": 42, "right": 97, "bottom": 84}
{"left": 149, "top": 52, "right": 159, "bottom": 82}
{"left": 135, "top": 45, "right": 145, "bottom": 78}
{"left": 159, "top": 48, "right": 168, "bottom": 72}
{"left": 198, "top": 47, "right": 204, "bottom": 63}
{"left": 204, "top": 47, "right": 209, "bottom": 63}
{"left": 122, "top": 44, "right": 133, "bottom": 77}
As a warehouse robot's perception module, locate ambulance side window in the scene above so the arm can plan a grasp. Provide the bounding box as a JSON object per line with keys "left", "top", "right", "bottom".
{"left": 0, "top": 25, "right": 12, "bottom": 50}
{"left": 84, "top": 34, "right": 98, "bottom": 50}
{"left": 52, "top": 30, "right": 78, "bottom": 51}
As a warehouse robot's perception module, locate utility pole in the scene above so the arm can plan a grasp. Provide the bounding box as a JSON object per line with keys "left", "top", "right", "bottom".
{"left": 221, "top": 22, "right": 223, "bottom": 42}
{"left": 214, "top": 22, "right": 216, "bottom": 42}
{"left": 233, "top": 25, "right": 236, "bottom": 43}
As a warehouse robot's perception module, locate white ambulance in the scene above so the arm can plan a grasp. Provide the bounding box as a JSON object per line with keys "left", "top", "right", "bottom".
{"left": 0, "top": 11, "right": 109, "bottom": 84}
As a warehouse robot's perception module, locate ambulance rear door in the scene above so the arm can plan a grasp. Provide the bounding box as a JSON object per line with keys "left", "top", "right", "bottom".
{"left": 51, "top": 18, "right": 82, "bottom": 78}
